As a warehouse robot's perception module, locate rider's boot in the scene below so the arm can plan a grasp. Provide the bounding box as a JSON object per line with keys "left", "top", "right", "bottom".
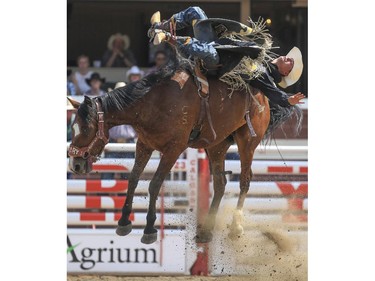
{"left": 148, "top": 11, "right": 175, "bottom": 40}
{"left": 152, "top": 30, "right": 190, "bottom": 46}
{"left": 153, "top": 19, "right": 172, "bottom": 31}
{"left": 148, "top": 10, "right": 194, "bottom": 43}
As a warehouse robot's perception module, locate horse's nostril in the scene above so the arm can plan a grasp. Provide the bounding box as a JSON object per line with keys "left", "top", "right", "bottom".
{"left": 75, "top": 164, "right": 80, "bottom": 171}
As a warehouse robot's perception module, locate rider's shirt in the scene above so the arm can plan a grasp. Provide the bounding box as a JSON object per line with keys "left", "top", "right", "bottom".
{"left": 249, "top": 63, "right": 291, "bottom": 107}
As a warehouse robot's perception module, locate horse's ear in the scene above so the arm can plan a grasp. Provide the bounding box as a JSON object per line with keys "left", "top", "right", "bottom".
{"left": 67, "top": 97, "right": 80, "bottom": 109}
{"left": 84, "top": 95, "right": 93, "bottom": 106}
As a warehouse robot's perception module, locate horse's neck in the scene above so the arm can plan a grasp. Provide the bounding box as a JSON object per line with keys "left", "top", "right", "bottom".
{"left": 105, "top": 103, "right": 139, "bottom": 128}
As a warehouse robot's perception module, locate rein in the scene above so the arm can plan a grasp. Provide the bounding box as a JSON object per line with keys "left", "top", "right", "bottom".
{"left": 68, "top": 99, "right": 109, "bottom": 162}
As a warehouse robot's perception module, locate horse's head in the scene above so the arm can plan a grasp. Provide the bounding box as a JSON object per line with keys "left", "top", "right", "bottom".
{"left": 68, "top": 96, "right": 109, "bottom": 174}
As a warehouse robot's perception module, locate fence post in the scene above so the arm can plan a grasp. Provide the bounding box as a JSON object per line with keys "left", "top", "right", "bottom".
{"left": 190, "top": 148, "right": 210, "bottom": 275}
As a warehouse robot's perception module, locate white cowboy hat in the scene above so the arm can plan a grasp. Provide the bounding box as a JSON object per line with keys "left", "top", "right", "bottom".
{"left": 108, "top": 81, "right": 127, "bottom": 92}
{"left": 114, "top": 82, "right": 126, "bottom": 89}
{"left": 126, "top": 66, "right": 144, "bottom": 81}
{"left": 107, "top": 33, "right": 131, "bottom": 51}
{"left": 278, "top": 46, "right": 303, "bottom": 89}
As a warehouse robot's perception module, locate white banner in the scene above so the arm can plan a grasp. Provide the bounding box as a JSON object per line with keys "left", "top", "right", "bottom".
{"left": 67, "top": 229, "right": 186, "bottom": 274}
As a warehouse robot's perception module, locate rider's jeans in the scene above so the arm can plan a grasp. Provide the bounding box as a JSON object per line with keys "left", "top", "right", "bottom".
{"left": 176, "top": 38, "right": 220, "bottom": 67}
{"left": 172, "top": 6, "right": 219, "bottom": 67}
{"left": 173, "top": 6, "right": 208, "bottom": 29}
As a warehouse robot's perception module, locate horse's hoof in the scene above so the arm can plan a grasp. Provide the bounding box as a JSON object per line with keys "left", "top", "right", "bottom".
{"left": 116, "top": 223, "right": 132, "bottom": 236}
{"left": 228, "top": 225, "right": 244, "bottom": 240}
{"left": 141, "top": 232, "right": 158, "bottom": 244}
{"left": 195, "top": 231, "right": 213, "bottom": 243}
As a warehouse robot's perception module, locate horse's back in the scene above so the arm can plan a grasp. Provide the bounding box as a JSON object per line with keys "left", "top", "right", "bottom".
{"left": 139, "top": 67, "right": 269, "bottom": 150}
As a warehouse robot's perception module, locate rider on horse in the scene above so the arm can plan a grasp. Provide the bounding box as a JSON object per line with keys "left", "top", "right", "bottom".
{"left": 147, "top": 6, "right": 305, "bottom": 107}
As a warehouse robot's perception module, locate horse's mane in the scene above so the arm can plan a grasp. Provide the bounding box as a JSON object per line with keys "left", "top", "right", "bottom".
{"left": 101, "top": 54, "right": 192, "bottom": 112}
{"left": 263, "top": 103, "right": 303, "bottom": 144}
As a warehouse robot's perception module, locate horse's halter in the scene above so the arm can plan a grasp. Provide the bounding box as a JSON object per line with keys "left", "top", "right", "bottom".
{"left": 68, "top": 99, "right": 109, "bottom": 163}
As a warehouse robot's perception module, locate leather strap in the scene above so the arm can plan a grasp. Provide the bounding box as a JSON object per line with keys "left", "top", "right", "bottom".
{"left": 68, "top": 99, "right": 108, "bottom": 161}
{"left": 189, "top": 61, "right": 217, "bottom": 143}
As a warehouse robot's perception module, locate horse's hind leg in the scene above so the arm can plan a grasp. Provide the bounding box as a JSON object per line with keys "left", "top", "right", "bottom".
{"left": 196, "top": 137, "right": 233, "bottom": 243}
{"left": 229, "top": 125, "right": 263, "bottom": 240}
{"left": 116, "top": 141, "right": 153, "bottom": 236}
{"left": 141, "top": 148, "right": 185, "bottom": 244}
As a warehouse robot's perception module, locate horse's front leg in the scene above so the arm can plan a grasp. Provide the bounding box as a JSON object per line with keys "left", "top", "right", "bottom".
{"left": 141, "top": 148, "right": 184, "bottom": 244}
{"left": 196, "top": 138, "right": 233, "bottom": 243}
{"left": 116, "top": 140, "right": 153, "bottom": 236}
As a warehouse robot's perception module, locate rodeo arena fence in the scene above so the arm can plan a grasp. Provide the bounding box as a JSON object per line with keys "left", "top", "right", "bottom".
{"left": 67, "top": 142, "right": 307, "bottom": 275}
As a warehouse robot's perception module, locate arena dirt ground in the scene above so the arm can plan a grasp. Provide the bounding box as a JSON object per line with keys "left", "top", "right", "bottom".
{"left": 67, "top": 275, "right": 302, "bottom": 281}
{"left": 68, "top": 220, "right": 307, "bottom": 281}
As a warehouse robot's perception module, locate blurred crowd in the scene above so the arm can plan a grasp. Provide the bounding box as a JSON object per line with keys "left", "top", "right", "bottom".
{"left": 67, "top": 32, "right": 172, "bottom": 142}
{"left": 67, "top": 32, "right": 171, "bottom": 96}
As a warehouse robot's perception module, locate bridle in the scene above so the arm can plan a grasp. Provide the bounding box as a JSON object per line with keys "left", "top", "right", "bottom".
{"left": 68, "top": 99, "right": 109, "bottom": 162}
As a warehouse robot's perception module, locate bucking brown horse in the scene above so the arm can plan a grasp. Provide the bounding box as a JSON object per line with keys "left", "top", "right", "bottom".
{"left": 68, "top": 57, "right": 301, "bottom": 244}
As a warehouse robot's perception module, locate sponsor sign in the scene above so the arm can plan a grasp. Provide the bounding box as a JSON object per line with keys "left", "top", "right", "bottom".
{"left": 67, "top": 229, "right": 186, "bottom": 273}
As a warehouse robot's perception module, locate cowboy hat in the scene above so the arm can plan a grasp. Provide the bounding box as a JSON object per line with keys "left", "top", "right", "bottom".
{"left": 107, "top": 81, "right": 127, "bottom": 92}
{"left": 107, "top": 33, "right": 131, "bottom": 51}
{"left": 126, "top": 66, "right": 144, "bottom": 81}
{"left": 85, "top": 72, "right": 106, "bottom": 86}
{"left": 278, "top": 46, "right": 303, "bottom": 89}
{"left": 114, "top": 82, "right": 126, "bottom": 89}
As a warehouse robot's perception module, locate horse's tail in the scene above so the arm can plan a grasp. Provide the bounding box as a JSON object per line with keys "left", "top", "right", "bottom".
{"left": 263, "top": 103, "right": 303, "bottom": 144}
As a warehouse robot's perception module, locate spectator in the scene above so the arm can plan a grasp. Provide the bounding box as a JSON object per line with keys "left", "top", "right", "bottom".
{"left": 126, "top": 66, "right": 144, "bottom": 83}
{"left": 145, "top": 50, "right": 168, "bottom": 75}
{"left": 103, "top": 124, "right": 137, "bottom": 180}
{"left": 73, "top": 55, "right": 93, "bottom": 95}
{"left": 102, "top": 33, "right": 137, "bottom": 67}
{"left": 109, "top": 124, "right": 137, "bottom": 145}
{"left": 84, "top": 72, "right": 106, "bottom": 97}
{"left": 148, "top": 39, "right": 174, "bottom": 64}
{"left": 67, "top": 69, "right": 77, "bottom": 96}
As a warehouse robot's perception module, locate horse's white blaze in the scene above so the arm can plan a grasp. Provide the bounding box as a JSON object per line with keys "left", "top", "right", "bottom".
{"left": 72, "top": 123, "right": 80, "bottom": 137}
